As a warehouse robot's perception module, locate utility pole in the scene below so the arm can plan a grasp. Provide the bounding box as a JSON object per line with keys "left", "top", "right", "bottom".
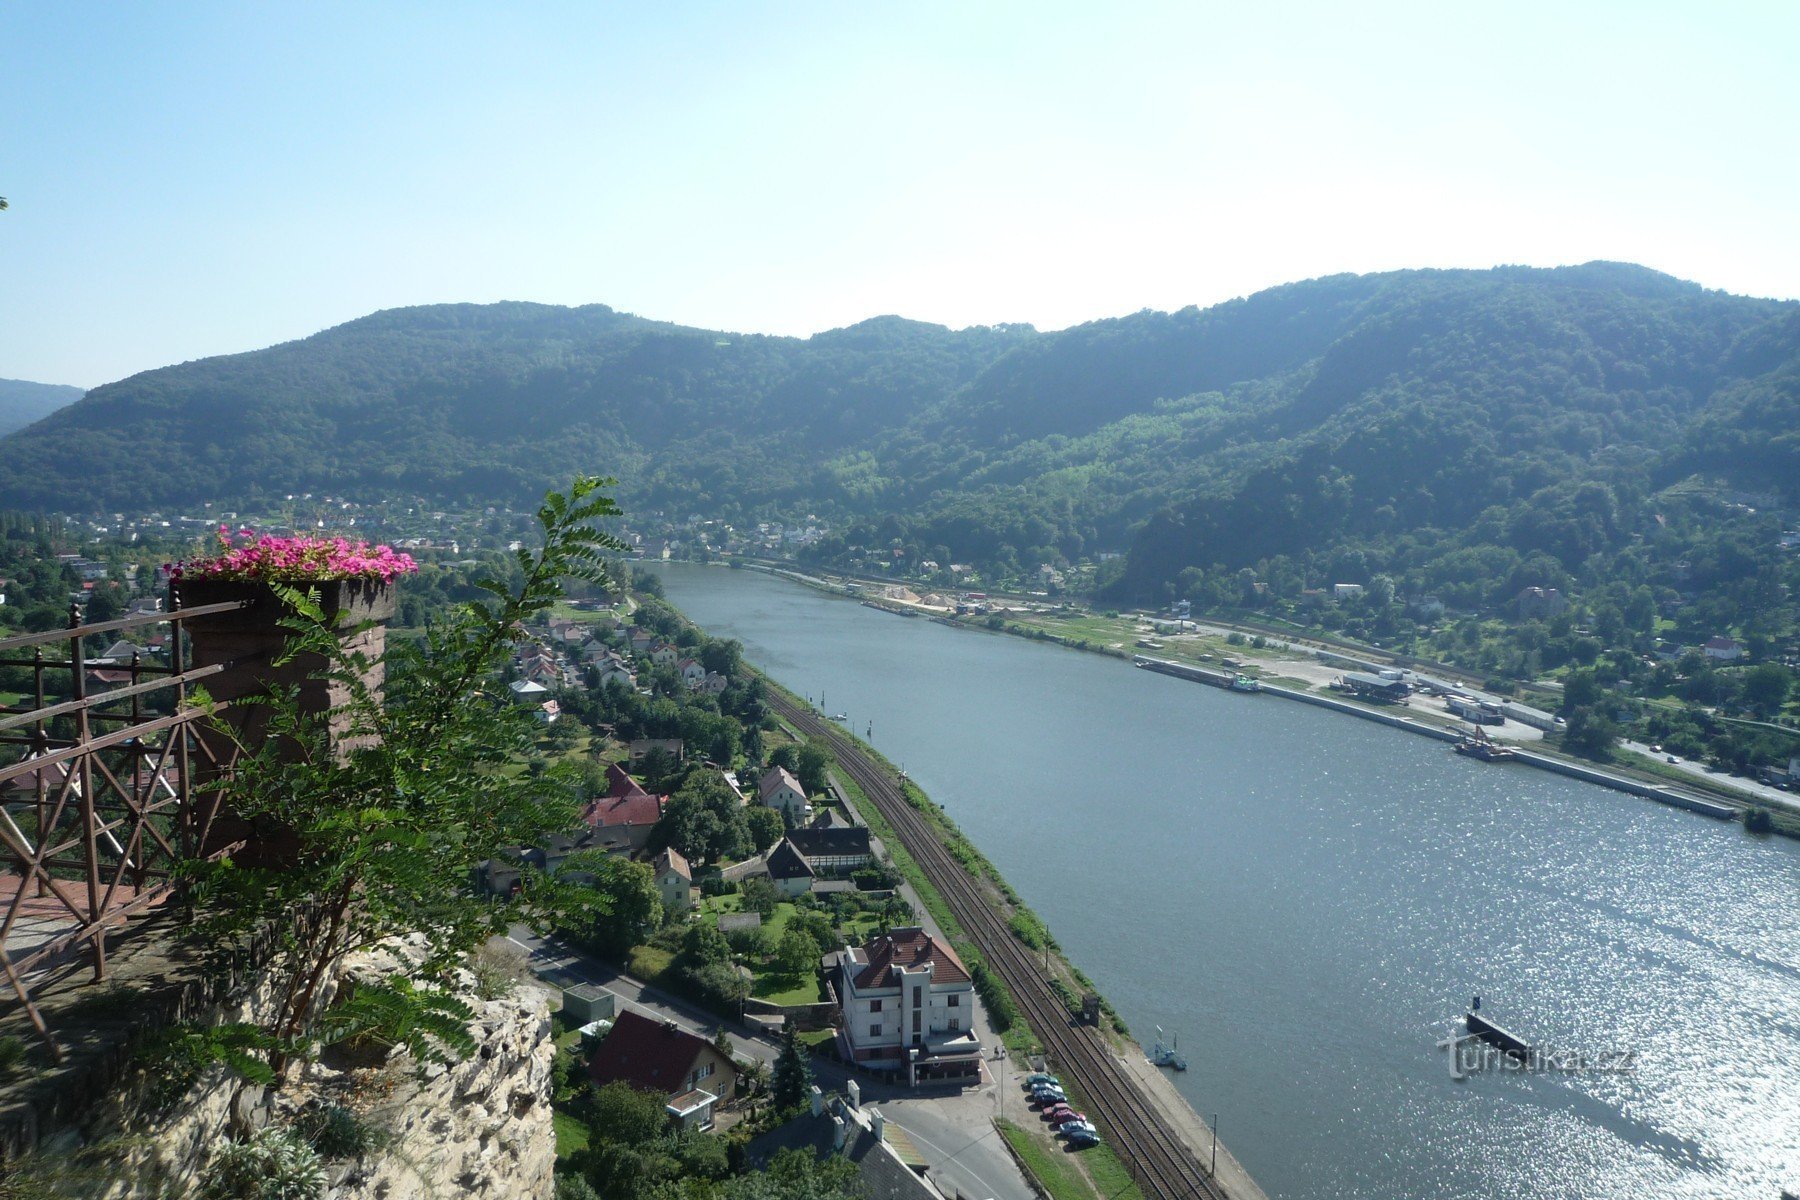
{"left": 1211, "top": 1114, "right": 1218, "bottom": 1176}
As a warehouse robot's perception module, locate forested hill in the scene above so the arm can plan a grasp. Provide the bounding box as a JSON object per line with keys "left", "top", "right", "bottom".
{"left": 1, "top": 264, "right": 1796, "bottom": 601}
{"left": 0, "top": 378, "right": 84, "bottom": 437}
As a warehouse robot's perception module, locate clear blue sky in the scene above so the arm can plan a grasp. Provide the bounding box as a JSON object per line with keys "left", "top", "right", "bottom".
{"left": 4, "top": 1, "right": 1797, "bottom": 388}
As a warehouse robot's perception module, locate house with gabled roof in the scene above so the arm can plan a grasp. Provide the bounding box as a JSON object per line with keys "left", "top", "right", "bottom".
{"left": 747, "top": 1087, "right": 948, "bottom": 1200}
{"left": 650, "top": 642, "right": 680, "bottom": 668}
{"left": 835, "top": 928, "right": 982, "bottom": 1085}
{"left": 579, "top": 764, "right": 666, "bottom": 851}
{"left": 698, "top": 671, "right": 729, "bottom": 696}
{"left": 588, "top": 1010, "right": 737, "bottom": 1130}
{"left": 758, "top": 766, "right": 810, "bottom": 823}
{"left": 766, "top": 838, "right": 815, "bottom": 897}
{"left": 651, "top": 846, "right": 692, "bottom": 914}
{"left": 677, "top": 657, "right": 707, "bottom": 690}
{"left": 1703, "top": 635, "right": 1744, "bottom": 661}
{"left": 787, "top": 826, "right": 872, "bottom": 875}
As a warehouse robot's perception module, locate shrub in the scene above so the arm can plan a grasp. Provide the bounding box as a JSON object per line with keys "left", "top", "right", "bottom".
{"left": 293, "top": 1101, "right": 381, "bottom": 1159}
{"left": 1744, "top": 807, "right": 1774, "bottom": 834}
{"left": 199, "top": 1129, "right": 325, "bottom": 1200}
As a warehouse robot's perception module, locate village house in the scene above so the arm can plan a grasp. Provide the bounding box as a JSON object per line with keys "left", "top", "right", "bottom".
{"left": 697, "top": 671, "right": 729, "bottom": 696}
{"left": 786, "top": 826, "right": 873, "bottom": 875}
{"left": 834, "top": 927, "right": 983, "bottom": 1086}
{"left": 1703, "top": 635, "right": 1745, "bottom": 661}
{"left": 766, "top": 838, "right": 815, "bottom": 897}
{"left": 747, "top": 1086, "right": 948, "bottom": 1200}
{"left": 677, "top": 657, "right": 707, "bottom": 690}
{"left": 650, "top": 642, "right": 680, "bottom": 668}
{"left": 588, "top": 1010, "right": 737, "bottom": 1131}
{"left": 628, "top": 628, "right": 658, "bottom": 655}
{"left": 579, "top": 763, "right": 666, "bottom": 852}
{"left": 628, "top": 738, "right": 685, "bottom": 766}
{"left": 651, "top": 846, "right": 692, "bottom": 914}
{"left": 757, "top": 765, "right": 811, "bottom": 823}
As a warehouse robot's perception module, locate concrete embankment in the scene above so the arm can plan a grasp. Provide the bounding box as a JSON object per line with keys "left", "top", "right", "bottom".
{"left": 1132, "top": 656, "right": 1741, "bottom": 822}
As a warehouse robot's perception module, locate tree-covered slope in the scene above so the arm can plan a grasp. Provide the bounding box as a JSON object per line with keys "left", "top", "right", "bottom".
{"left": 0, "top": 378, "right": 84, "bottom": 437}
{"left": 1, "top": 263, "right": 1794, "bottom": 606}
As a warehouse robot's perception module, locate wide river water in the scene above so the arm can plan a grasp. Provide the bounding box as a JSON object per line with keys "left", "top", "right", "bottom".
{"left": 654, "top": 563, "right": 1798, "bottom": 1200}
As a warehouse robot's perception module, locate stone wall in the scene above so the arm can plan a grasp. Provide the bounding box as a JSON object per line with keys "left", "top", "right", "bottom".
{"left": 68, "top": 940, "right": 556, "bottom": 1200}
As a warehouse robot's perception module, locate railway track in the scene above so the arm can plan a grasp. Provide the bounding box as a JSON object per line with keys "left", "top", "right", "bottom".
{"left": 768, "top": 690, "right": 1230, "bottom": 1200}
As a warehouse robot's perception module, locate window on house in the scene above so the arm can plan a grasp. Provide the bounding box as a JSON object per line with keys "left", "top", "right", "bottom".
{"left": 870, "top": 1024, "right": 882, "bottom": 1037}
{"left": 870, "top": 999, "right": 882, "bottom": 1013}
{"left": 948, "top": 1018, "right": 959, "bottom": 1031}
{"left": 696, "top": 1063, "right": 713, "bottom": 1080}
{"left": 947, "top": 994, "right": 960, "bottom": 1007}
{"left": 912, "top": 1011, "right": 921, "bottom": 1032}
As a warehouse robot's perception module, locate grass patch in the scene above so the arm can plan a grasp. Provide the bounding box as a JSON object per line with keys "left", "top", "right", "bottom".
{"left": 627, "top": 944, "right": 674, "bottom": 982}
{"left": 554, "top": 1111, "right": 590, "bottom": 1156}
{"left": 997, "top": 1119, "right": 1105, "bottom": 1200}
{"left": 752, "top": 972, "right": 823, "bottom": 1005}
{"left": 798, "top": 1028, "right": 836, "bottom": 1049}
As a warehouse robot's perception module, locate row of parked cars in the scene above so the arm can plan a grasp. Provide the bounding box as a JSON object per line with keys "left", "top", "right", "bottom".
{"left": 1025, "top": 1072, "right": 1101, "bottom": 1148}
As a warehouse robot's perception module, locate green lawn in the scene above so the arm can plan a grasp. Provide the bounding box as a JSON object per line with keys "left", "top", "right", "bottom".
{"left": 554, "top": 1111, "right": 590, "bottom": 1156}
{"left": 995, "top": 1119, "right": 1144, "bottom": 1200}
{"left": 628, "top": 944, "right": 674, "bottom": 981}
{"left": 752, "top": 971, "right": 823, "bottom": 1005}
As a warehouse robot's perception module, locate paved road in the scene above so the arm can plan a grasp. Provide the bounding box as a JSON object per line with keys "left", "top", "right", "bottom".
{"left": 501, "top": 928, "right": 1036, "bottom": 1200}
{"left": 1616, "top": 738, "right": 1800, "bottom": 812}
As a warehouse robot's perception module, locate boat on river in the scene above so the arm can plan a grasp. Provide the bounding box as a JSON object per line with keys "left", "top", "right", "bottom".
{"left": 1149, "top": 1027, "right": 1188, "bottom": 1070}
{"left": 1230, "top": 674, "right": 1261, "bottom": 693}
{"left": 1454, "top": 730, "right": 1516, "bottom": 761}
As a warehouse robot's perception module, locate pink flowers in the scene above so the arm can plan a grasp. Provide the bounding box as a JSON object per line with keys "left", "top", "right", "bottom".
{"left": 170, "top": 527, "right": 418, "bottom": 584}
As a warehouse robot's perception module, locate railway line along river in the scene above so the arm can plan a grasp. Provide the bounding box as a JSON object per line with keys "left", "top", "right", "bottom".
{"left": 653, "top": 562, "right": 1799, "bottom": 1200}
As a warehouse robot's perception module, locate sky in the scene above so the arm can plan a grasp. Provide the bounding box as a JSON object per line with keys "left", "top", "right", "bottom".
{"left": 4, "top": 1, "right": 1798, "bottom": 388}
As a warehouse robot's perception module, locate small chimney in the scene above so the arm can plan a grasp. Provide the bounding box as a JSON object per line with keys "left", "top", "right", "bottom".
{"left": 832, "top": 1115, "right": 847, "bottom": 1151}
{"left": 872, "top": 1111, "right": 885, "bottom": 1142}
{"left": 846, "top": 1079, "right": 861, "bottom": 1108}
{"left": 810, "top": 1085, "right": 824, "bottom": 1117}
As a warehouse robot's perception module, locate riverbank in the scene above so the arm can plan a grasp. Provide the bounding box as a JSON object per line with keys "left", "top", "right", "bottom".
{"left": 726, "top": 559, "right": 1798, "bottom": 834}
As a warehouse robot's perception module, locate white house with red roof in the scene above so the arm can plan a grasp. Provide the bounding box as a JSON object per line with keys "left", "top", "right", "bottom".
{"left": 835, "top": 927, "right": 983, "bottom": 1085}
{"left": 677, "top": 657, "right": 707, "bottom": 690}
{"left": 650, "top": 642, "right": 680, "bottom": 668}
{"left": 1702, "top": 635, "right": 1744, "bottom": 661}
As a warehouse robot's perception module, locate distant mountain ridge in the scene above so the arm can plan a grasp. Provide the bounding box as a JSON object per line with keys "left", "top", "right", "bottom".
{"left": 1, "top": 263, "right": 1795, "bottom": 599}
{"left": 0, "top": 378, "right": 85, "bottom": 437}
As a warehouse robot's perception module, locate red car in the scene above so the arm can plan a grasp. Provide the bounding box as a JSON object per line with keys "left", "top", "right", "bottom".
{"left": 1043, "top": 1103, "right": 1079, "bottom": 1125}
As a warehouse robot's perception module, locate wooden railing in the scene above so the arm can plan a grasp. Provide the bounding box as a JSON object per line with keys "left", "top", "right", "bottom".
{"left": 0, "top": 600, "right": 251, "bottom": 1060}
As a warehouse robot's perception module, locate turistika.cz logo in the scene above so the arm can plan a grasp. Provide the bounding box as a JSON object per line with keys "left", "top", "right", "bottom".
{"left": 1436, "top": 1022, "right": 1637, "bottom": 1080}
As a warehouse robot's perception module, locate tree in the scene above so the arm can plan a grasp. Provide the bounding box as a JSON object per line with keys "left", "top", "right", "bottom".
{"left": 770, "top": 1024, "right": 813, "bottom": 1113}
{"left": 739, "top": 877, "right": 780, "bottom": 918}
{"left": 794, "top": 741, "right": 832, "bottom": 796}
{"left": 744, "top": 806, "right": 784, "bottom": 854}
{"left": 562, "top": 853, "right": 662, "bottom": 959}
{"left": 774, "top": 929, "right": 820, "bottom": 979}
{"left": 1741, "top": 663, "right": 1792, "bottom": 716}
{"left": 188, "top": 478, "right": 628, "bottom": 1080}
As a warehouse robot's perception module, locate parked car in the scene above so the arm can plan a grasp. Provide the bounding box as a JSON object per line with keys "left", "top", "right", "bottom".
{"left": 1031, "top": 1085, "right": 1067, "bottom": 1105}
{"left": 1667, "top": 755, "right": 1679, "bottom": 763}
{"left": 1043, "top": 1103, "right": 1079, "bottom": 1124}
{"left": 1024, "top": 1072, "right": 1060, "bottom": 1088}
{"left": 1055, "top": 1115, "right": 1093, "bottom": 1135}
{"left": 1065, "top": 1125, "right": 1101, "bottom": 1148}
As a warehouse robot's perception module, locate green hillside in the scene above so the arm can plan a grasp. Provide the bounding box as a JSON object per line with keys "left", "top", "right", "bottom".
{"left": 1, "top": 264, "right": 1795, "bottom": 611}
{"left": 0, "top": 378, "right": 85, "bottom": 437}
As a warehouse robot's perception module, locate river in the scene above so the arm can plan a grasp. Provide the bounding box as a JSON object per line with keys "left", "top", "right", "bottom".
{"left": 653, "top": 563, "right": 1799, "bottom": 1200}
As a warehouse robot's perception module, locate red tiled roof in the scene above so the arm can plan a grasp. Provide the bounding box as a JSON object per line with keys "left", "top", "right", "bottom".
{"left": 606, "top": 762, "right": 649, "bottom": 798}
{"left": 589, "top": 1010, "right": 722, "bottom": 1098}
{"left": 850, "top": 927, "right": 971, "bottom": 990}
{"left": 582, "top": 790, "right": 663, "bottom": 830}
